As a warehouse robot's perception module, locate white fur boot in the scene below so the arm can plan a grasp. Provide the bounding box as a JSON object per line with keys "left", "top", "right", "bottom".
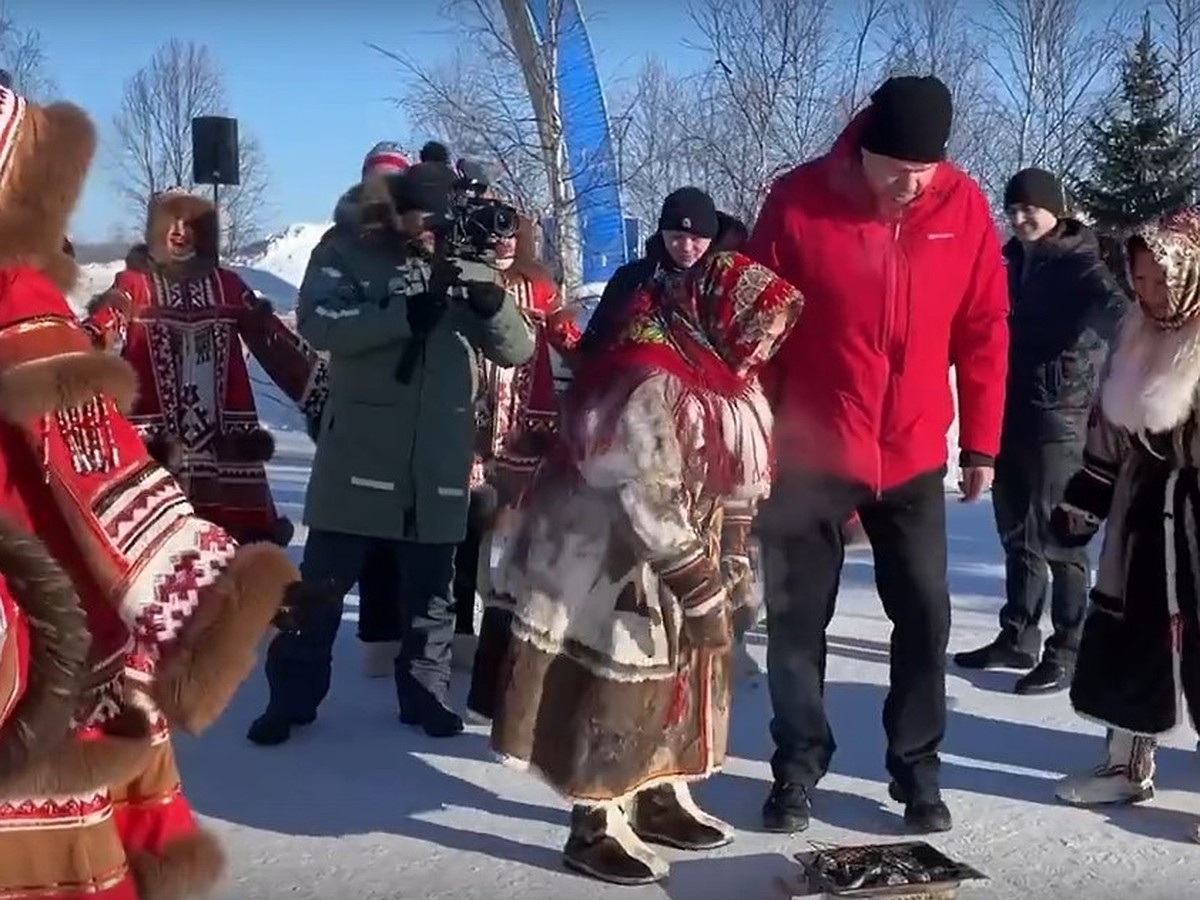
{"left": 563, "top": 801, "right": 669, "bottom": 886}
{"left": 361, "top": 640, "right": 400, "bottom": 679}
{"left": 452, "top": 633, "right": 479, "bottom": 672}
{"left": 1056, "top": 728, "right": 1156, "bottom": 806}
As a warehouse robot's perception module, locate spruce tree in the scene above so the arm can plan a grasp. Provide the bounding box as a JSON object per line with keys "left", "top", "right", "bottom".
{"left": 1073, "top": 12, "right": 1200, "bottom": 229}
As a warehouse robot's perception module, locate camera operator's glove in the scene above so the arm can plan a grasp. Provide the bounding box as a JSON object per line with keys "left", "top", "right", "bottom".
{"left": 654, "top": 553, "right": 731, "bottom": 651}
{"left": 405, "top": 292, "right": 447, "bottom": 338}
{"left": 454, "top": 259, "right": 508, "bottom": 319}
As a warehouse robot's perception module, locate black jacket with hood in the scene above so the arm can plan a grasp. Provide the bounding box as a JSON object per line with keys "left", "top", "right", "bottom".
{"left": 1001, "top": 218, "right": 1127, "bottom": 445}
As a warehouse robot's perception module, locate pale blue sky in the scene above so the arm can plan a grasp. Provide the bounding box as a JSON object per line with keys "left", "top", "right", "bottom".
{"left": 12, "top": 0, "right": 701, "bottom": 241}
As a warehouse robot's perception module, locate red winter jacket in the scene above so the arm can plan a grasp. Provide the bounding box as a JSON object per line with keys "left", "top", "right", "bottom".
{"left": 745, "top": 112, "right": 1009, "bottom": 493}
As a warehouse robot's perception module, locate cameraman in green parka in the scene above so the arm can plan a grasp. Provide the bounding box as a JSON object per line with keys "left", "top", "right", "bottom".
{"left": 247, "top": 162, "right": 534, "bottom": 745}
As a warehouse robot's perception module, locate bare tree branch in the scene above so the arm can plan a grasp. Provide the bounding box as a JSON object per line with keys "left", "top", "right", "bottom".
{"left": 0, "top": 2, "right": 53, "bottom": 99}
{"left": 1156, "top": 0, "right": 1200, "bottom": 124}
{"left": 973, "top": 0, "right": 1126, "bottom": 182}
{"left": 682, "top": 0, "right": 845, "bottom": 222}
{"left": 108, "top": 39, "right": 271, "bottom": 254}
{"left": 376, "top": 0, "right": 642, "bottom": 292}
{"left": 878, "top": 0, "right": 1009, "bottom": 198}
{"left": 611, "top": 58, "right": 715, "bottom": 226}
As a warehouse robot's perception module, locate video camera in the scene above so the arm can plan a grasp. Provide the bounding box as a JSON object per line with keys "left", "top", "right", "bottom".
{"left": 438, "top": 159, "right": 520, "bottom": 262}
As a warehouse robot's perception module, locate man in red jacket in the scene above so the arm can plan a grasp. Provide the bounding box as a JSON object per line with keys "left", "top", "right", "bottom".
{"left": 746, "top": 76, "right": 1008, "bottom": 836}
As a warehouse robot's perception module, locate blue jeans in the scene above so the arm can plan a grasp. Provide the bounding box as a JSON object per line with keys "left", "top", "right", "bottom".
{"left": 263, "top": 529, "right": 457, "bottom": 719}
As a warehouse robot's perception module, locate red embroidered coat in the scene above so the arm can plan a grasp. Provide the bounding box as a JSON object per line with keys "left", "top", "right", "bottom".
{"left": 476, "top": 272, "right": 579, "bottom": 502}
{"left": 0, "top": 265, "right": 298, "bottom": 899}
{"left": 82, "top": 192, "right": 308, "bottom": 546}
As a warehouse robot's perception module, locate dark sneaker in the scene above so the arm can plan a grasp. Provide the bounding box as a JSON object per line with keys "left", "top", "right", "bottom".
{"left": 761, "top": 781, "right": 811, "bottom": 833}
{"left": 1014, "top": 658, "right": 1070, "bottom": 695}
{"left": 953, "top": 637, "right": 1036, "bottom": 671}
{"left": 246, "top": 711, "right": 315, "bottom": 747}
{"left": 888, "top": 781, "right": 952, "bottom": 834}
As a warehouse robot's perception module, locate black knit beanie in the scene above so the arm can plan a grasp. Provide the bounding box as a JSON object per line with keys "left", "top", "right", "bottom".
{"left": 1003, "top": 167, "right": 1066, "bottom": 217}
{"left": 860, "top": 76, "right": 953, "bottom": 163}
{"left": 396, "top": 162, "right": 456, "bottom": 218}
{"left": 419, "top": 140, "right": 450, "bottom": 164}
{"left": 658, "top": 187, "right": 719, "bottom": 238}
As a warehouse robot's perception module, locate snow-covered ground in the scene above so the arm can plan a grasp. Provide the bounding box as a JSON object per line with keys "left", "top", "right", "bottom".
{"left": 66, "top": 236, "right": 1198, "bottom": 896}
{"left": 168, "top": 431, "right": 1200, "bottom": 900}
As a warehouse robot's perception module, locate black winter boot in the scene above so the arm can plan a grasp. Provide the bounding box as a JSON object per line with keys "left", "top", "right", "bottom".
{"left": 761, "top": 781, "right": 811, "bottom": 833}
{"left": 888, "top": 781, "right": 952, "bottom": 834}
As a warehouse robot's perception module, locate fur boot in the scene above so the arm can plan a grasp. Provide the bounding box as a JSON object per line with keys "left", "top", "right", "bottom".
{"left": 452, "top": 633, "right": 478, "bottom": 673}
{"left": 361, "top": 640, "right": 400, "bottom": 679}
{"left": 1055, "top": 728, "right": 1156, "bottom": 806}
{"left": 563, "top": 802, "right": 668, "bottom": 886}
{"left": 629, "top": 781, "right": 733, "bottom": 851}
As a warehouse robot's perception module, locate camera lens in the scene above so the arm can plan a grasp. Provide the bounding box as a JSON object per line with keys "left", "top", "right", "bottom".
{"left": 492, "top": 207, "right": 518, "bottom": 237}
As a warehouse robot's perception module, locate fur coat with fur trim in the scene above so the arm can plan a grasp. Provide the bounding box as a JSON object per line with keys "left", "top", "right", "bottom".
{"left": 1060, "top": 306, "right": 1200, "bottom": 736}
{"left": 488, "top": 372, "right": 771, "bottom": 803}
{"left": 0, "top": 88, "right": 300, "bottom": 900}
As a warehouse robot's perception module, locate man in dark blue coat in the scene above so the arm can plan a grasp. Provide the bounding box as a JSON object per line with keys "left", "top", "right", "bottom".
{"left": 955, "top": 168, "right": 1127, "bottom": 693}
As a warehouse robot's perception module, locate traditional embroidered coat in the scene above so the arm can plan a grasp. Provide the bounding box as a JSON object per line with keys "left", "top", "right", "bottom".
{"left": 489, "top": 252, "right": 800, "bottom": 802}
{"left": 0, "top": 89, "right": 299, "bottom": 900}
{"left": 83, "top": 193, "right": 303, "bottom": 546}
{"left": 474, "top": 267, "right": 580, "bottom": 500}
{"left": 1060, "top": 210, "right": 1200, "bottom": 737}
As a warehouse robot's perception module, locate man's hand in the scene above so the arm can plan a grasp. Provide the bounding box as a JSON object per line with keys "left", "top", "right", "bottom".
{"left": 959, "top": 465, "right": 994, "bottom": 502}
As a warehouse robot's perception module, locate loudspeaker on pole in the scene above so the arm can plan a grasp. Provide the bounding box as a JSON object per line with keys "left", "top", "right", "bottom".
{"left": 191, "top": 116, "right": 240, "bottom": 186}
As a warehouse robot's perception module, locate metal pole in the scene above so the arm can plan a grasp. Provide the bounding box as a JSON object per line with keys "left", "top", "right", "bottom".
{"left": 212, "top": 182, "right": 221, "bottom": 262}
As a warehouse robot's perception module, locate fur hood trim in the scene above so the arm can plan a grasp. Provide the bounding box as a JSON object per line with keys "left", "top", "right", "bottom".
{"left": 0, "top": 516, "right": 91, "bottom": 785}
{"left": 1101, "top": 303, "right": 1200, "bottom": 433}
{"left": 145, "top": 190, "right": 219, "bottom": 273}
{"left": 0, "top": 100, "right": 95, "bottom": 293}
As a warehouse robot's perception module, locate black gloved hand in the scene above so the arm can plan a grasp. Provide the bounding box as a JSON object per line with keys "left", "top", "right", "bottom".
{"left": 452, "top": 259, "right": 507, "bottom": 318}
{"left": 272, "top": 581, "right": 333, "bottom": 635}
{"left": 1049, "top": 503, "right": 1101, "bottom": 548}
{"left": 463, "top": 281, "right": 506, "bottom": 318}
{"left": 406, "top": 292, "right": 448, "bottom": 337}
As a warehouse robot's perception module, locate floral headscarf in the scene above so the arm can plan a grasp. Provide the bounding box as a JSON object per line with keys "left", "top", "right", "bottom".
{"left": 1127, "top": 207, "right": 1200, "bottom": 330}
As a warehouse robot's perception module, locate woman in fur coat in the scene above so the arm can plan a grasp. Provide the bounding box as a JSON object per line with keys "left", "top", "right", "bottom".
{"left": 488, "top": 191, "right": 803, "bottom": 886}
{"left": 1050, "top": 208, "right": 1200, "bottom": 835}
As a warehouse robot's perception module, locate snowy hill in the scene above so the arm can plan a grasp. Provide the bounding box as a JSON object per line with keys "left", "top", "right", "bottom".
{"left": 233, "top": 222, "right": 331, "bottom": 310}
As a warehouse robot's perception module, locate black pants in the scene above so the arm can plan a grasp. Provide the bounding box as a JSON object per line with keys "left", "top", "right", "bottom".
{"left": 993, "top": 441, "right": 1090, "bottom": 663}
{"left": 357, "top": 544, "right": 403, "bottom": 643}
{"left": 453, "top": 519, "right": 484, "bottom": 635}
{"left": 357, "top": 526, "right": 482, "bottom": 642}
{"left": 757, "top": 468, "right": 951, "bottom": 801}
{"left": 264, "top": 529, "right": 457, "bottom": 719}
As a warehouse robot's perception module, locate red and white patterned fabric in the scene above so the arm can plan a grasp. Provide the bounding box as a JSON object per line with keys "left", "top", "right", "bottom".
{"left": 0, "top": 86, "right": 26, "bottom": 185}
{"left": 0, "top": 263, "right": 293, "bottom": 898}
{"left": 474, "top": 272, "right": 579, "bottom": 501}
{"left": 84, "top": 261, "right": 290, "bottom": 544}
